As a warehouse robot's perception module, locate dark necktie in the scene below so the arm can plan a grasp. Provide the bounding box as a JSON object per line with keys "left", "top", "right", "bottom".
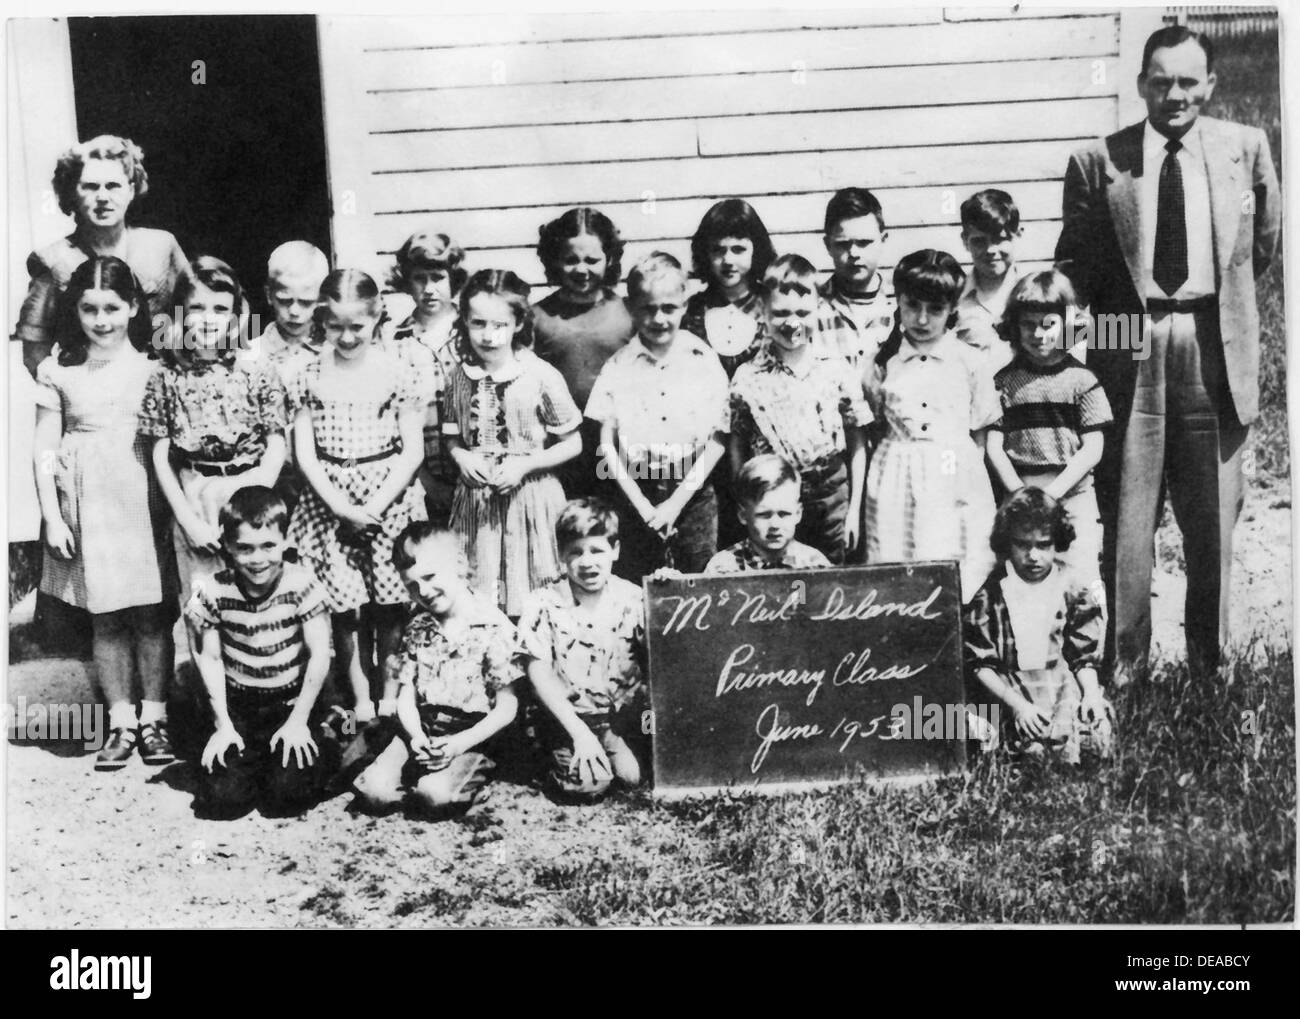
{"left": 1153, "top": 138, "right": 1187, "bottom": 296}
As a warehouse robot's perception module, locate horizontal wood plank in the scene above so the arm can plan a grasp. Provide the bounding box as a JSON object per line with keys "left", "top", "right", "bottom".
{"left": 369, "top": 138, "right": 1085, "bottom": 213}
{"left": 368, "top": 57, "right": 1118, "bottom": 133}
{"left": 367, "top": 96, "right": 1117, "bottom": 171}
{"left": 362, "top": 16, "right": 1116, "bottom": 92}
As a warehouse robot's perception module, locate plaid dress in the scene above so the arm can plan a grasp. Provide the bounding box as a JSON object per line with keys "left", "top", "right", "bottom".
{"left": 863, "top": 332, "right": 1000, "bottom": 601}
{"left": 446, "top": 349, "right": 581, "bottom": 616}
{"left": 35, "top": 349, "right": 177, "bottom": 614}
{"left": 288, "top": 352, "right": 427, "bottom": 611}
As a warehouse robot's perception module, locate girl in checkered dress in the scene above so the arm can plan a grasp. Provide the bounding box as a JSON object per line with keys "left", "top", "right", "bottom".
{"left": 382, "top": 230, "right": 467, "bottom": 528}
{"left": 863, "top": 250, "right": 1000, "bottom": 602}
{"left": 289, "top": 270, "right": 427, "bottom": 723}
{"left": 32, "top": 257, "right": 179, "bottom": 769}
{"left": 445, "top": 270, "right": 582, "bottom": 618}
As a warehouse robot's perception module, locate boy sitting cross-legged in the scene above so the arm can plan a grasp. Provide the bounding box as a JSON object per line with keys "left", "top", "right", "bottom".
{"left": 518, "top": 498, "right": 648, "bottom": 802}
{"left": 187, "top": 485, "right": 333, "bottom": 818}
{"left": 351, "top": 521, "right": 523, "bottom": 817}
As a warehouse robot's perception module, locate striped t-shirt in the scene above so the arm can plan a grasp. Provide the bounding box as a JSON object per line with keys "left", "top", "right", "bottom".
{"left": 185, "top": 563, "right": 328, "bottom": 690}
{"left": 992, "top": 354, "right": 1113, "bottom": 485}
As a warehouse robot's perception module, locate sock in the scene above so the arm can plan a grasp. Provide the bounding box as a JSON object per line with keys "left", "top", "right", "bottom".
{"left": 139, "top": 700, "right": 167, "bottom": 726}
{"left": 108, "top": 701, "right": 139, "bottom": 731}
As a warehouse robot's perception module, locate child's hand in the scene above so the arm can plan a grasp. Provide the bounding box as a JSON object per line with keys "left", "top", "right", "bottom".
{"left": 491, "top": 457, "right": 529, "bottom": 494}
{"left": 201, "top": 724, "right": 245, "bottom": 773}
{"left": 569, "top": 728, "right": 613, "bottom": 787}
{"left": 352, "top": 699, "right": 377, "bottom": 725}
{"left": 43, "top": 518, "right": 76, "bottom": 560}
{"left": 420, "top": 734, "right": 466, "bottom": 771}
{"left": 337, "top": 505, "right": 382, "bottom": 532}
{"left": 1012, "top": 699, "right": 1052, "bottom": 740}
{"left": 270, "top": 718, "right": 319, "bottom": 769}
{"left": 183, "top": 516, "right": 222, "bottom": 555}
{"left": 1078, "top": 688, "right": 1109, "bottom": 726}
{"left": 644, "top": 496, "right": 684, "bottom": 536}
{"left": 648, "top": 567, "right": 685, "bottom": 583}
{"left": 453, "top": 449, "right": 494, "bottom": 488}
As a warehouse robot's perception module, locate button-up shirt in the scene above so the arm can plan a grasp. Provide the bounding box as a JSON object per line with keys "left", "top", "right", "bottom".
{"left": 956, "top": 266, "right": 1020, "bottom": 373}
{"left": 394, "top": 599, "right": 525, "bottom": 715}
{"left": 866, "top": 331, "right": 1002, "bottom": 444}
{"left": 816, "top": 274, "right": 895, "bottom": 370}
{"left": 585, "top": 331, "right": 730, "bottom": 472}
{"left": 704, "top": 538, "right": 831, "bottom": 575}
{"left": 1141, "top": 119, "right": 1215, "bottom": 299}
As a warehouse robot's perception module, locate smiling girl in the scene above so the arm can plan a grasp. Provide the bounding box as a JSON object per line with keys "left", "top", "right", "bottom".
{"left": 445, "top": 269, "right": 582, "bottom": 617}
{"left": 34, "top": 257, "right": 179, "bottom": 769}
{"left": 288, "top": 269, "right": 427, "bottom": 722}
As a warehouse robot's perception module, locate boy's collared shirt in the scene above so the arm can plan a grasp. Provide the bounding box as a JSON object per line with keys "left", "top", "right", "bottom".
{"left": 584, "top": 331, "right": 730, "bottom": 473}
{"left": 816, "top": 273, "right": 895, "bottom": 368}
{"left": 956, "top": 265, "right": 1020, "bottom": 372}
{"left": 184, "top": 563, "right": 328, "bottom": 689}
{"left": 729, "top": 343, "right": 871, "bottom": 472}
{"left": 238, "top": 323, "right": 325, "bottom": 387}
{"left": 395, "top": 597, "right": 525, "bottom": 715}
{"left": 516, "top": 575, "right": 646, "bottom": 716}
{"left": 704, "top": 538, "right": 831, "bottom": 575}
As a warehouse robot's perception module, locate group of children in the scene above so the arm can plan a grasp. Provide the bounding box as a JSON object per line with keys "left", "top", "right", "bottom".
{"left": 31, "top": 183, "right": 1118, "bottom": 819}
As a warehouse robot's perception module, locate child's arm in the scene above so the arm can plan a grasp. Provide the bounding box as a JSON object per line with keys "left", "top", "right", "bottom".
{"left": 431, "top": 683, "right": 519, "bottom": 761}
{"left": 1062, "top": 578, "right": 1108, "bottom": 722}
{"left": 646, "top": 433, "right": 726, "bottom": 534}
{"left": 526, "top": 659, "right": 611, "bottom": 786}
{"left": 151, "top": 438, "right": 221, "bottom": 553}
{"left": 845, "top": 424, "right": 867, "bottom": 551}
{"left": 984, "top": 429, "right": 1024, "bottom": 494}
{"left": 965, "top": 584, "right": 1050, "bottom": 739}
{"left": 251, "top": 432, "right": 287, "bottom": 492}
{"left": 362, "top": 406, "right": 425, "bottom": 516}
{"left": 268, "top": 611, "right": 330, "bottom": 769}
{"left": 194, "top": 626, "right": 245, "bottom": 772}
{"left": 597, "top": 419, "right": 656, "bottom": 524}
{"left": 32, "top": 405, "right": 74, "bottom": 559}
{"left": 395, "top": 680, "right": 431, "bottom": 759}
{"left": 293, "top": 406, "right": 380, "bottom": 530}
{"left": 1041, "top": 432, "right": 1103, "bottom": 502}
{"left": 492, "top": 428, "right": 581, "bottom": 494}
{"left": 727, "top": 430, "right": 749, "bottom": 483}
{"left": 447, "top": 435, "right": 496, "bottom": 488}
{"left": 974, "top": 666, "right": 1050, "bottom": 740}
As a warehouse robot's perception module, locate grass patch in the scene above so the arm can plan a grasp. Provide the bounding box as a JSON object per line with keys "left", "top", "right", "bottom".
{"left": 537, "top": 647, "right": 1293, "bottom": 925}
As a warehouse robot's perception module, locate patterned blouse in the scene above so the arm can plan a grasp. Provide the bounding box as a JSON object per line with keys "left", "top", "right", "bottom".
{"left": 138, "top": 358, "right": 287, "bottom": 468}
{"left": 729, "top": 342, "right": 871, "bottom": 471}
{"left": 704, "top": 538, "right": 831, "bottom": 575}
{"left": 444, "top": 349, "right": 581, "bottom": 458}
{"left": 394, "top": 600, "right": 525, "bottom": 715}
{"left": 288, "top": 351, "right": 425, "bottom": 461}
{"left": 516, "top": 575, "right": 646, "bottom": 716}
{"left": 963, "top": 562, "right": 1105, "bottom": 678}
{"left": 816, "top": 275, "right": 895, "bottom": 370}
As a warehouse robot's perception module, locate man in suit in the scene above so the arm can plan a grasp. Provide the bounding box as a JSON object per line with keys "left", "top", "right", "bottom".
{"left": 1055, "top": 25, "right": 1280, "bottom": 681}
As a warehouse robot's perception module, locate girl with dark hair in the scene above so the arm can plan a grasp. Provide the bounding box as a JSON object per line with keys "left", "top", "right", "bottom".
{"left": 964, "top": 486, "right": 1114, "bottom": 761}
{"left": 863, "top": 249, "right": 1000, "bottom": 599}
{"left": 32, "top": 256, "right": 179, "bottom": 770}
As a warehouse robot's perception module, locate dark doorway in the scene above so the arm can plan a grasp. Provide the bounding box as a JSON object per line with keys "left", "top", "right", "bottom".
{"left": 68, "top": 15, "right": 332, "bottom": 323}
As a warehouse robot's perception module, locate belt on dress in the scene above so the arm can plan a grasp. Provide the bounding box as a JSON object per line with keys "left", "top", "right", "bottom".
{"left": 316, "top": 443, "right": 401, "bottom": 466}
{"left": 185, "top": 459, "right": 257, "bottom": 477}
{"left": 1146, "top": 295, "right": 1216, "bottom": 315}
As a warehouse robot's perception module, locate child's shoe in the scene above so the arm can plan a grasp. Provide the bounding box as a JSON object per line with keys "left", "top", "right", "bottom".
{"left": 95, "top": 727, "right": 138, "bottom": 771}
{"left": 139, "top": 721, "right": 177, "bottom": 766}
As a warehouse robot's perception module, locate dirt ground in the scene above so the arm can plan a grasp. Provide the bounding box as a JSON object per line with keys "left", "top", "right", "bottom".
{"left": 4, "top": 475, "right": 1293, "bottom": 928}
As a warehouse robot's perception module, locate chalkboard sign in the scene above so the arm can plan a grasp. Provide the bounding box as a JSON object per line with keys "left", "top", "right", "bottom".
{"left": 644, "top": 562, "right": 968, "bottom": 798}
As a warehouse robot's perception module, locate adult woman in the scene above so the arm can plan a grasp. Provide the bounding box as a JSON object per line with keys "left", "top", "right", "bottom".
{"left": 13, "top": 134, "right": 187, "bottom": 376}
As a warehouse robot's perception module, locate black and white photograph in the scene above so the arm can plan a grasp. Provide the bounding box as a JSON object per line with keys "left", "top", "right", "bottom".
{"left": 3, "top": 0, "right": 1294, "bottom": 935}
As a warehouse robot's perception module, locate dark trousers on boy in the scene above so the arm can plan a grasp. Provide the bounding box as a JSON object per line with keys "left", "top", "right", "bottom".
{"left": 610, "top": 476, "right": 717, "bottom": 581}
{"left": 535, "top": 703, "right": 647, "bottom": 802}
{"left": 200, "top": 683, "right": 332, "bottom": 818}
{"left": 796, "top": 453, "right": 849, "bottom": 566}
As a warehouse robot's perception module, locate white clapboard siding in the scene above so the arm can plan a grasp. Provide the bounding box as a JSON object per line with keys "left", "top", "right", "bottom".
{"left": 363, "top": 16, "right": 1116, "bottom": 93}
{"left": 319, "top": 9, "right": 1159, "bottom": 288}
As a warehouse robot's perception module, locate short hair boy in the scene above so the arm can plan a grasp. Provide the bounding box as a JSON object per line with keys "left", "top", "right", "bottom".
{"left": 818, "top": 188, "right": 895, "bottom": 368}
{"left": 957, "top": 189, "right": 1022, "bottom": 370}
{"left": 241, "top": 241, "right": 330, "bottom": 381}
{"left": 705, "top": 455, "right": 833, "bottom": 573}
{"left": 351, "top": 521, "right": 523, "bottom": 817}
{"left": 729, "top": 255, "right": 871, "bottom": 564}
{"left": 518, "top": 498, "right": 648, "bottom": 802}
{"left": 586, "top": 252, "right": 731, "bottom": 579}
{"left": 185, "top": 486, "right": 332, "bottom": 818}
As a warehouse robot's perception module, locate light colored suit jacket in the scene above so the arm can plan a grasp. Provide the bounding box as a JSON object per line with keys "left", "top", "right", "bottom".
{"left": 1055, "top": 116, "right": 1280, "bottom": 425}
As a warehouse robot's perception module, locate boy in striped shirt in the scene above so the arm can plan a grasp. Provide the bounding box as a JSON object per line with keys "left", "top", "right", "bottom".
{"left": 186, "top": 486, "right": 332, "bottom": 818}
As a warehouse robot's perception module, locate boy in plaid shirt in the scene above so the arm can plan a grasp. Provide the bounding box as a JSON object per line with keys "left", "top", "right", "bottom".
{"left": 817, "top": 188, "right": 895, "bottom": 370}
